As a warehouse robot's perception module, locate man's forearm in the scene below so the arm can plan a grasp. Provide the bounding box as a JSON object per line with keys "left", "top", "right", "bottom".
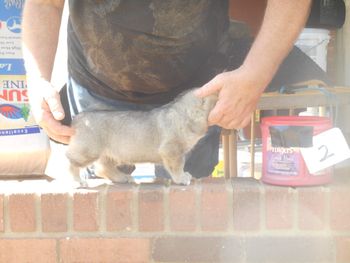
{"left": 242, "top": 0, "right": 312, "bottom": 88}
{"left": 22, "top": 0, "right": 64, "bottom": 82}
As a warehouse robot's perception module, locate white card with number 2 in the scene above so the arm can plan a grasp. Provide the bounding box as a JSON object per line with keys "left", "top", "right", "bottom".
{"left": 300, "top": 128, "right": 350, "bottom": 174}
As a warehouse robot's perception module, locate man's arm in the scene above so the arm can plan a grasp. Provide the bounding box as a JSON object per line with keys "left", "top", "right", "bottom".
{"left": 196, "top": 0, "right": 312, "bottom": 129}
{"left": 22, "top": 0, "right": 74, "bottom": 144}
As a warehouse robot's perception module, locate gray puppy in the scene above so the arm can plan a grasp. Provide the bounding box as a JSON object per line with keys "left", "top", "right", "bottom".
{"left": 66, "top": 88, "right": 218, "bottom": 185}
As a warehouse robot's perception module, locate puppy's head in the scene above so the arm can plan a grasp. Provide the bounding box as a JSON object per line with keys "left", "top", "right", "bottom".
{"left": 187, "top": 88, "right": 218, "bottom": 117}
{"left": 173, "top": 88, "right": 218, "bottom": 121}
{"left": 201, "top": 92, "right": 218, "bottom": 114}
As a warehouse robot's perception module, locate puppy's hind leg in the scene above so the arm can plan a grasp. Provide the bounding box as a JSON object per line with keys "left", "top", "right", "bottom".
{"left": 94, "top": 157, "right": 134, "bottom": 183}
{"left": 66, "top": 145, "right": 100, "bottom": 186}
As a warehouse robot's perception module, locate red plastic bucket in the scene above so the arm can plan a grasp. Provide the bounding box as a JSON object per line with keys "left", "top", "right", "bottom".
{"left": 261, "top": 116, "right": 333, "bottom": 186}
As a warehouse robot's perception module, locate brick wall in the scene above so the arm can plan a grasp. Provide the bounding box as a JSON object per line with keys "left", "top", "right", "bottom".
{"left": 0, "top": 171, "right": 349, "bottom": 263}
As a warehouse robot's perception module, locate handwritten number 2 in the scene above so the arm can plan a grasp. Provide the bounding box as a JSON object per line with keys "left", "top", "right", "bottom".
{"left": 318, "top": 145, "right": 335, "bottom": 162}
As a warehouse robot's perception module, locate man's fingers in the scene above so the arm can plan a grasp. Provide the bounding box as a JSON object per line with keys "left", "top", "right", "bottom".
{"left": 44, "top": 129, "right": 71, "bottom": 145}
{"left": 208, "top": 100, "right": 253, "bottom": 129}
{"left": 208, "top": 96, "right": 239, "bottom": 126}
{"left": 38, "top": 112, "right": 75, "bottom": 144}
{"left": 241, "top": 116, "right": 252, "bottom": 128}
{"left": 44, "top": 116, "right": 75, "bottom": 137}
{"left": 41, "top": 121, "right": 73, "bottom": 145}
{"left": 195, "top": 75, "right": 223, "bottom": 98}
{"left": 226, "top": 115, "right": 251, "bottom": 130}
{"left": 208, "top": 103, "right": 225, "bottom": 125}
{"left": 44, "top": 89, "right": 65, "bottom": 121}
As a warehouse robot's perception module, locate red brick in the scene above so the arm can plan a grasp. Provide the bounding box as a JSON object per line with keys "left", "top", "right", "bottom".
{"left": 0, "top": 239, "right": 57, "bottom": 263}
{"left": 169, "top": 185, "right": 196, "bottom": 231}
{"left": 73, "top": 192, "right": 99, "bottom": 232}
{"left": 60, "top": 238, "right": 150, "bottom": 263}
{"left": 138, "top": 186, "right": 164, "bottom": 232}
{"left": 232, "top": 179, "right": 261, "bottom": 231}
{"left": 0, "top": 195, "right": 4, "bottom": 232}
{"left": 41, "top": 193, "right": 68, "bottom": 232}
{"left": 200, "top": 176, "right": 226, "bottom": 184}
{"left": 330, "top": 187, "right": 350, "bottom": 231}
{"left": 106, "top": 186, "right": 133, "bottom": 231}
{"left": 265, "top": 187, "right": 294, "bottom": 230}
{"left": 298, "top": 188, "right": 326, "bottom": 230}
{"left": 200, "top": 182, "right": 229, "bottom": 231}
{"left": 9, "top": 194, "right": 36, "bottom": 232}
{"left": 336, "top": 237, "right": 350, "bottom": 263}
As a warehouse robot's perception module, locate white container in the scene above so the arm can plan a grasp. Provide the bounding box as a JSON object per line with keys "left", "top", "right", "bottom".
{"left": 295, "top": 28, "right": 331, "bottom": 71}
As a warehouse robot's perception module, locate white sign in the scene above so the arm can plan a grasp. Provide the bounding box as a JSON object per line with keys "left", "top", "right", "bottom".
{"left": 301, "top": 128, "right": 350, "bottom": 174}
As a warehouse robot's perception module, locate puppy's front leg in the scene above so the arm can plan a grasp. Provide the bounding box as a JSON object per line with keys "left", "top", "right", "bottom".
{"left": 159, "top": 143, "right": 192, "bottom": 185}
{"left": 68, "top": 163, "right": 83, "bottom": 185}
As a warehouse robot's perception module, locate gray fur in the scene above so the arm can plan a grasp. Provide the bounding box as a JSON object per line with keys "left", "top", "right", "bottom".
{"left": 66, "top": 88, "right": 217, "bottom": 185}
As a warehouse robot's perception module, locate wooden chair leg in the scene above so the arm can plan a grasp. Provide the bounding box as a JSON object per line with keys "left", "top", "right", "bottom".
{"left": 223, "top": 132, "right": 231, "bottom": 179}
{"left": 229, "top": 129, "right": 237, "bottom": 178}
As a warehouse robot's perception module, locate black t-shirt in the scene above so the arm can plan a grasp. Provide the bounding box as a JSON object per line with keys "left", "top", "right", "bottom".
{"left": 68, "top": 0, "right": 229, "bottom": 103}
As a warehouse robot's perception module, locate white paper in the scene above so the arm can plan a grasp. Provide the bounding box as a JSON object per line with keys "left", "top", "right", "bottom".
{"left": 301, "top": 128, "right": 350, "bottom": 174}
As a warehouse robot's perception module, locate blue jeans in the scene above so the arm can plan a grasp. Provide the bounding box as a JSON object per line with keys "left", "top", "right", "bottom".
{"left": 66, "top": 77, "right": 221, "bottom": 178}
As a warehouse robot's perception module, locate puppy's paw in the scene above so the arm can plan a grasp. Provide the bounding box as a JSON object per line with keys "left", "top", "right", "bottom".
{"left": 174, "top": 172, "right": 192, "bottom": 186}
{"left": 182, "top": 172, "right": 192, "bottom": 185}
{"left": 108, "top": 173, "right": 134, "bottom": 184}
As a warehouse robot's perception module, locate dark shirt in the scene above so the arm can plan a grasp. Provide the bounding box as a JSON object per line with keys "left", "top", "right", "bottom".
{"left": 68, "top": 0, "right": 229, "bottom": 103}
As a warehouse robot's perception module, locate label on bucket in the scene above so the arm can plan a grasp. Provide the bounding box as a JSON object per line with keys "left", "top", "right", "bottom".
{"left": 301, "top": 128, "right": 350, "bottom": 174}
{"left": 267, "top": 138, "right": 300, "bottom": 176}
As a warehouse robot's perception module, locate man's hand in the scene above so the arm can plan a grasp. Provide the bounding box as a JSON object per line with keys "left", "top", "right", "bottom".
{"left": 195, "top": 66, "right": 266, "bottom": 130}
{"left": 196, "top": 0, "right": 312, "bottom": 130}
{"left": 28, "top": 79, "right": 74, "bottom": 144}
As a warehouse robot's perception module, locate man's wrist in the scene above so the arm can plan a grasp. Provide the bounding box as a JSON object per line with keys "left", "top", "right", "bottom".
{"left": 237, "top": 63, "right": 275, "bottom": 92}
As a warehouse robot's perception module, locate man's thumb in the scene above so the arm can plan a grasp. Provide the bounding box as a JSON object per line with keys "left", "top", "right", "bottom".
{"left": 194, "top": 77, "right": 221, "bottom": 98}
